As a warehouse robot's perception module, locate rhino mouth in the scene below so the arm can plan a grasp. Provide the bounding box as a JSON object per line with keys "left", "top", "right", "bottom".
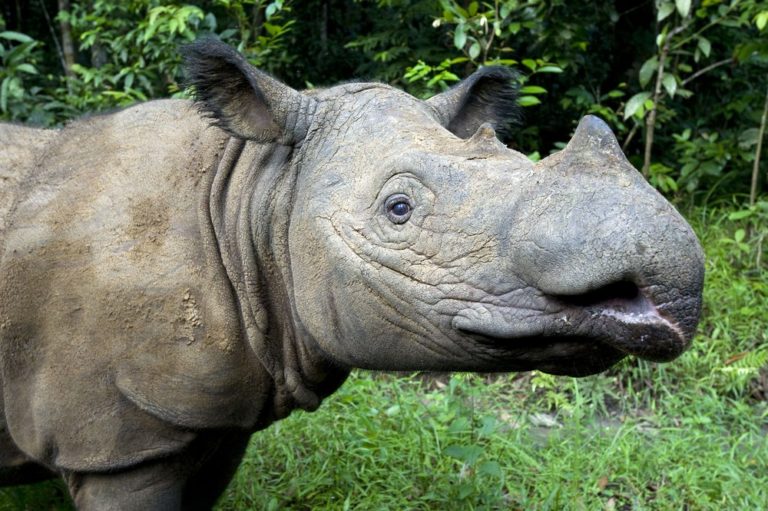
{"left": 453, "top": 281, "right": 695, "bottom": 376}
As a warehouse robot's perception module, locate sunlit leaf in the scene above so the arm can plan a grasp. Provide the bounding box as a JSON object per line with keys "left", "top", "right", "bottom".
{"left": 519, "top": 85, "right": 547, "bottom": 94}
{"left": 15, "top": 63, "right": 37, "bottom": 75}
{"left": 657, "top": 2, "right": 675, "bottom": 21}
{"left": 697, "top": 37, "right": 711, "bottom": 58}
{"left": 518, "top": 95, "right": 542, "bottom": 106}
{"left": 454, "top": 24, "right": 466, "bottom": 50}
{"left": 728, "top": 209, "right": 753, "bottom": 220}
{"left": 536, "top": 65, "right": 563, "bottom": 73}
{"left": 521, "top": 58, "right": 536, "bottom": 71}
{"left": 624, "top": 91, "right": 651, "bottom": 120}
{"left": 676, "top": 0, "right": 691, "bottom": 18}
{"left": 469, "top": 41, "right": 481, "bottom": 60}
{"left": 662, "top": 73, "right": 677, "bottom": 97}
{"left": 639, "top": 56, "right": 658, "bottom": 87}
{"left": 756, "top": 11, "right": 768, "bottom": 30}
{"left": 0, "top": 31, "right": 34, "bottom": 43}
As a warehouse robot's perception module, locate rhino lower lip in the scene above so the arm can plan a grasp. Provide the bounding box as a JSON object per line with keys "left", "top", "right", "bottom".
{"left": 454, "top": 303, "right": 690, "bottom": 363}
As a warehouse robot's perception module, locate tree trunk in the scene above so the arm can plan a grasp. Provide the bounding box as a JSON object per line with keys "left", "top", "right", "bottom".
{"left": 58, "top": 0, "right": 75, "bottom": 80}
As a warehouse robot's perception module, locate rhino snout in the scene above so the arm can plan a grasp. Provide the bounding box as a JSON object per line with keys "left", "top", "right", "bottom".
{"left": 453, "top": 116, "right": 704, "bottom": 375}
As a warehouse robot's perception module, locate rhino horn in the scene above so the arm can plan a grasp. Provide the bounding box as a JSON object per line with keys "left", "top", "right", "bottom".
{"left": 183, "top": 38, "right": 316, "bottom": 144}
{"left": 426, "top": 66, "right": 519, "bottom": 141}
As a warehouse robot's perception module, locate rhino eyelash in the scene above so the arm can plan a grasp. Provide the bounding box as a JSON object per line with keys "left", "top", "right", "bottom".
{"left": 384, "top": 194, "right": 414, "bottom": 224}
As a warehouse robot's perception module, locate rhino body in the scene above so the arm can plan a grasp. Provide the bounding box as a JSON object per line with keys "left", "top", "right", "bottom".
{"left": 0, "top": 40, "right": 704, "bottom": 510}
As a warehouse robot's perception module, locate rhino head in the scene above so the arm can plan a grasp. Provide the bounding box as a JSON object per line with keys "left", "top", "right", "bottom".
{"left": 185, "top": 40, "right": 704, "bottom": 380}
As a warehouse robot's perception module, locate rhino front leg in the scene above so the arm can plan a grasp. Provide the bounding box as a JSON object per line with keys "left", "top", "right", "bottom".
{"left": 180, "top": 430, "right": 251, "bottom": 510}
{"left": 63, "top": 430, "right": 251, "bottom": 511}
{"left": 64, "top": 462, "right": 185, "bottom": 511}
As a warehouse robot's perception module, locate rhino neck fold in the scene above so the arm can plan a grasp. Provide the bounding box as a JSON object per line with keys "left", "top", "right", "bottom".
{"left": 209, "top": 137, "right": 348, "bottom": 422}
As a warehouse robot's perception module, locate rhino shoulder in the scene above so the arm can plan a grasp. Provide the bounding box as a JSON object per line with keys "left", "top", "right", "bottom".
{"left": 0, "top": 123, "right": 58, "bottom": 246}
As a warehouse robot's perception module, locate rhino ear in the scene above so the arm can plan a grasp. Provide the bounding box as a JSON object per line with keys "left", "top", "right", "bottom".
{"left": 182, "top": 38, "right": 316, "bottom": 144}
{"left": 427, "top": 66, "right": 519, "bottom": 141}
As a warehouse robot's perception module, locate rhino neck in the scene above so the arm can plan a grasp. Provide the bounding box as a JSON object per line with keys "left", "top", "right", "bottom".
{"left": 210, "top": 137, "right": 348, "bottom": 422}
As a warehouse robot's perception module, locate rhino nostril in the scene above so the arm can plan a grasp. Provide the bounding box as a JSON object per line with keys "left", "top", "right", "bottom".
{"left": 555, "top": 281, "right": 647, "bottom": 313}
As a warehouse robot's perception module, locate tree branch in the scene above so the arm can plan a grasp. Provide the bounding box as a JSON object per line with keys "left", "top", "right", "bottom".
{"left": 642, "top": 24, "right": 686, "bottom": 178}
{"left": 623, "top": 122, "right": 640, "bottom": 152}
{"left": 37, "top": 0, "right": 66, "bottom": 75}
{"left": 750, "top": 79, "right": 768, "bottom": 207}
{"left": 681, "top": 57, "right": 732, "bottom": 87}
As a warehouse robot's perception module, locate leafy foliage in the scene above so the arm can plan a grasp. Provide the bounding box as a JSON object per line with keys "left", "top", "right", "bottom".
{"left": 1, "top": 0, "right": 767, "bottom": 203}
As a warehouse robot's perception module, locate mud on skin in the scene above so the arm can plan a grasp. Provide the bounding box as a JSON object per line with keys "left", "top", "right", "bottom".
{"left": 0, "top": 38, "right": 704, "bottom": 510}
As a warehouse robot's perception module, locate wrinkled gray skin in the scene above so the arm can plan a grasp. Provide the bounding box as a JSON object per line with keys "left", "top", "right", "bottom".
{"left": 0, "top": 40, "right": 704, "bottom": 510}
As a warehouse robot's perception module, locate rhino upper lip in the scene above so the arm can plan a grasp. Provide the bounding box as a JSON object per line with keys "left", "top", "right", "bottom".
{"left": 453, "top": 281, "right": 691, "bottom": 363}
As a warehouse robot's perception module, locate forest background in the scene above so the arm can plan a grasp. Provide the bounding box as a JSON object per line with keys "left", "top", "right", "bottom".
{"left": 0, "top": 0, "right": 767, "bottom": 509}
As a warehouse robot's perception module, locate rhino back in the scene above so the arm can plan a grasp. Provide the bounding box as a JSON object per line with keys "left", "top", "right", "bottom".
{"left": 0, "top": 100, "right": 270, "bottom": 472}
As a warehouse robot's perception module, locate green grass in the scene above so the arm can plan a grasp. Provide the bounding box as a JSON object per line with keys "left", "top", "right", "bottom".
{"left": 216, "top": 370, "right": 767, "bottom": 510}
{"left": 1, "top": 205, "right": 766, "bottom": 510}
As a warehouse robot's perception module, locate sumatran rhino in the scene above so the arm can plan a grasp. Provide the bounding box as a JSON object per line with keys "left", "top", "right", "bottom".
{"left": 0, "top": 39, "right": 704, "bottom": 510}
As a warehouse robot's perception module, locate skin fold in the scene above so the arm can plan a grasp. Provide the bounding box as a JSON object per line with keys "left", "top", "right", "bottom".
{"left": 0, "top": 39, "right": 704, "bottom": 510}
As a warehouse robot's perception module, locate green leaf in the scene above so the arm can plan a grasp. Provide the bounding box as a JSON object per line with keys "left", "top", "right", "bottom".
{"left": 478, "top": 415, "right": 498, "bottom": 437}
{"left": 444, "top": 444, "right": 484, "bottom": 465}
{"left": 536, "top": 65, "right": 563, "bottom": 73}
{"left": 477, "top": 460, "right": 503, "bottom": 478}
{"left": 756, "top": 11, "right": 768, "bottom": 31}
{"left": 15, "top": 63, "right": 37, "bottom": 75}
{"left": 734, "top": 229, "right": 746, "bottom": 243}
{"left": 728, "top": 209, "right": 754, "bottom": 220}
{"left": 657, "top": 2, "right": 675, "bottom": 21}
{"left": 0, "top": 31, "right": 34, "bottom": 43}
{"left": 675, "top": 0, "right": 691, "bottom": 18}
{"left": 518, "top": 95, "right": 542, "bottom": 107}
{"left": 468, "top": 1, "right": 478, "bottom": 16}
{"left": 656, "top": 32, "right": 666, "bottom": 48}
{"left": 519, "top": 85, "right": 547, "bottom": 94}
{"left": 662, "top": 73, "right": 677, "bottom": 97}
{"left": 697, "top": 37, "right": 711, "bottom": 58}
{"left": 454, "top": 24, "right": 466, "bottom": 50}
{"left": 263, "top": 22, "right": 281, "bottom": 36}
{"left": 265, "top": 3, "right": 278, "bottom": 19}
{"left": 624, "top": 92, "right": 651, "bottom": 120}
{"left": 469, "top": 41, "right": 481, "bottom": 60}
{"left": 521, "top": 58, "right": 536, "bottom": 71}
{"left": 639, "top": 56, "right": 658, "bottom": 87}
{"left": 0, "top": 77, "right": 9, "bottom": 113}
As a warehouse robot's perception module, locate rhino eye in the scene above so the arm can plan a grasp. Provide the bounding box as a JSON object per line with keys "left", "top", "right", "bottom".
{"left": 384, "top": 194, "right": 413, "bottom": 224}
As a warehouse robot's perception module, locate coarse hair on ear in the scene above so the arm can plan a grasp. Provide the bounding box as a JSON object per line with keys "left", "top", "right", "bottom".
{"left": 182, "top": 37, "right": 316, "bottom": 144}
{"left": 427, "top": 66, "right": 520, "bottom": 142}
